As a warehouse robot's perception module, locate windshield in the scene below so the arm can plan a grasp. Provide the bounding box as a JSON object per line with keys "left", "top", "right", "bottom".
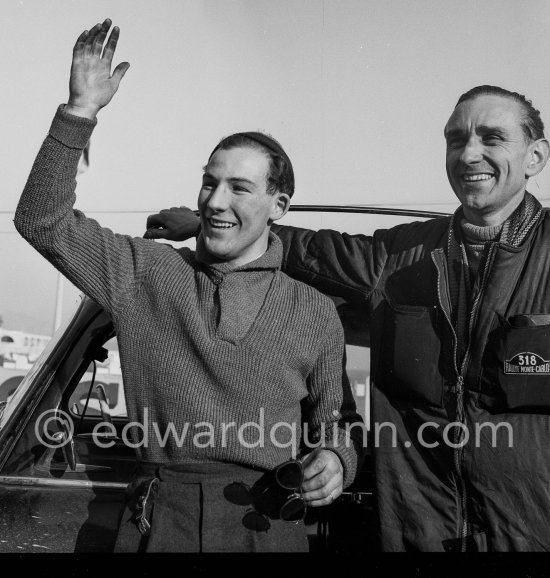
{"left": 0, "top": 295, "right": 84, "bottom": 431}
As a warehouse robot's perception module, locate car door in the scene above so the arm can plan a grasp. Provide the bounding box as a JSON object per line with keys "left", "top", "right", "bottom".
{"left": 0, "top": 297, "right": 135, "bottom": 553}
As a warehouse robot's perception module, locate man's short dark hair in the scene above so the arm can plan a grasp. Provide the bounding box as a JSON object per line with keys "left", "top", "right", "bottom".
{"left": 209, "top": 132, "right": 295, "bottom": 198}
{"left": 455, "top": 85, "right": 545, "bottom": 141}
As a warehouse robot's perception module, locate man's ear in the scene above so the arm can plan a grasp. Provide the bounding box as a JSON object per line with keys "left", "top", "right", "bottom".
{"left": 269, "top": 193, "right": 291, "bottom": 223}
{"left": 526, "top": 138, "right": 550, "bottom": 178}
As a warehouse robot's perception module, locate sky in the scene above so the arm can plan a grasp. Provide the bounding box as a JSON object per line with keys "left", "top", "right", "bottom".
{"left": 2, "top": 0, "right": 550, "bottom": 335}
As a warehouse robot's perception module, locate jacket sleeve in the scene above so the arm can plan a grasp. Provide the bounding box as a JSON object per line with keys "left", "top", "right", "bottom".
{"left": 303, "top": 304, "right": 364, "bottom": 489}
{"left": 272, "top": 223, "right": 390, "bottom": 305}
{"left": 14, "top": 106, "right": 161, "bottom": 316}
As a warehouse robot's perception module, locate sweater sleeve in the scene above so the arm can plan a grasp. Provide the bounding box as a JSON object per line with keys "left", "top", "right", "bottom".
{"left": 303, "top": 303, "right": 364, "bottom": 488}
{"left": 272, "top": 223, "right": 390, "bottom": 306}
{"left": 14, "top": 106, "right": 161, "bottom": 316}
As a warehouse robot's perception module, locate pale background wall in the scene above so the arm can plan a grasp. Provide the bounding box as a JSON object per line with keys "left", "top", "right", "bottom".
{"left": 2, "top": 0, "right": 550, "bottom": 334}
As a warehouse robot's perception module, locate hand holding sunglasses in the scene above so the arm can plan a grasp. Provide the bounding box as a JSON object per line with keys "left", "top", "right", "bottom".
{"left": 232, "top": 459, "right": 307, "bottom": 532}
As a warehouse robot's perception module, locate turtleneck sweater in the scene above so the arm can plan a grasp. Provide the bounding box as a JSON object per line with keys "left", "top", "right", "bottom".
{"left": 460, "top": 218, "right": 504, "bottom": 285}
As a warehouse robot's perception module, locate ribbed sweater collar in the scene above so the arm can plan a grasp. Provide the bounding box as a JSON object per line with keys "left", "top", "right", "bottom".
{"left": 460, "top": 219, "right": 503, "bottom": 244}
{"left": 195, "top": 231, "right": 283, "bottom": 278}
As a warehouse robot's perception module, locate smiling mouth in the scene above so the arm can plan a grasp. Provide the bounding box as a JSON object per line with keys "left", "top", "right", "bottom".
{"left": 462, "top": 173, "right": 494, "bottom": 182}
{"left": 207, "top": 217, "right": 237, "bottom": 229}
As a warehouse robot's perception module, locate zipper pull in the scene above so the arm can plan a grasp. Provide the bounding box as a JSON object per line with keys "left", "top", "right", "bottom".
{"left": 454, "top": 375, "right": 464, "bottom": 395}
{"left": 455, "top": 375, "right": 466, "bottom": 426}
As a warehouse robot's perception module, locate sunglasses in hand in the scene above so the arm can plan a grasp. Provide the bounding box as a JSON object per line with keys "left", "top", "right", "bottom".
{"left": 226, "top": 459, "right": 307, "bottom": 532}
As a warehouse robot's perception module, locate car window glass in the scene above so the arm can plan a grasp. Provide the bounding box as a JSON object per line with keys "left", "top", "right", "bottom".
{"left": 1, "top": 324, "right": 135, "bottom": 483}
{"left": 68, "top": 336, "right": 126, "bottom": 420}
{"left": 0, "top": 296, "right": 85, "bottom": 430}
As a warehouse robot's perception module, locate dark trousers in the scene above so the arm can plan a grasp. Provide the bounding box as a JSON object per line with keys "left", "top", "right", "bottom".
{"left": 114, "top": 461, "right": 309, "bottom": 553}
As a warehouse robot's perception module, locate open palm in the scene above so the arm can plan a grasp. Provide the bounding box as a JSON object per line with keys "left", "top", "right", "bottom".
{"left": 68, "top": 19, "right": 130, "bottom": 116}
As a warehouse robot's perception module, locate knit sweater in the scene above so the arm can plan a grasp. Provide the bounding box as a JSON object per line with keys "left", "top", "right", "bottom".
{"left": 449, "top": 219, "right": 504, "bottom": 363}
{"left": 460, "top": 219, "right": 503, "bottom": 286}
{"left": 15, "top": 106, "right": 360, "bottom": 486}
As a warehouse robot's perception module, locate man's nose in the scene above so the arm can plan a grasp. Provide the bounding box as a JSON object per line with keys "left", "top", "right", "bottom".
{"left": 205, "top": 185, "right": 230, "bottom": 211}
{"left": 460, "top": 137, "right": 483, "bottom": 164}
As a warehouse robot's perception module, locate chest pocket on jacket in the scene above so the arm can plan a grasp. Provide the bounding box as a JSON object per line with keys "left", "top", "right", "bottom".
{"left": 377, "top": 301, "right": 444, "bottom": 407}
{"left": 480, "top": 314, "right": 550, "bottom": 412}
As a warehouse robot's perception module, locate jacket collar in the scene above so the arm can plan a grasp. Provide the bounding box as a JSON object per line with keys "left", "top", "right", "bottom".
{"left": 448, "top": 191, "right": 543, "bottom": 251}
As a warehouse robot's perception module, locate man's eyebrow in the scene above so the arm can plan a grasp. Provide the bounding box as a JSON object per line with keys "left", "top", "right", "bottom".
{"left": 477, "top": 125, "right": 507, "bottom": 135}
{"left": 444, "top": 128, "right": 463, "bottom": 140}
{"left": 228, "top": 177, "right": 256, "bottom": 186}
{"left": 445, "top": 125, "right": 507, "bottom": 139}
{"left": 201, "top": 171, "right": 256, "bottom": 186}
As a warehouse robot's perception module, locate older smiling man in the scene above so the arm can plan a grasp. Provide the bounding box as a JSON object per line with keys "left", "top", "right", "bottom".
{"left": 14, "top": 19, "right": 362, "bottom": 552}
{"left": 149, "top": 85, "right": 550, "bottom": 551}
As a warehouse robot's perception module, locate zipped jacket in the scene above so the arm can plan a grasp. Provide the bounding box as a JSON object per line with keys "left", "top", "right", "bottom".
{"left": 273, "top": 205, "right": 550, "bottom": 551}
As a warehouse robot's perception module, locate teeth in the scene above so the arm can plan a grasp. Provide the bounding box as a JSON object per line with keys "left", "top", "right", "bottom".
{"left": 209, "top": 219, "right": 235, "bottom": 229}
{"left": 463, "top": 174, "right": 493, "bottom": 182}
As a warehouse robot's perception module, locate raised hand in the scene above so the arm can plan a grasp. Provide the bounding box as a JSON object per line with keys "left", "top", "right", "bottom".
{"left": 66, "top": 19, "right": 130, "bottom": 119}
{"left": 144, "top": 207, "right": 201, "bottom": 241}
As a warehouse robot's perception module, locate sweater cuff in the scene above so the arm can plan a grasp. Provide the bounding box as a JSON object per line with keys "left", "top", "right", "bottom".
{"left": 49, "top": 104, "right": 97, "bottom": 150}
{"left": 323, "top": 429, "right": 361, "bottom": 488}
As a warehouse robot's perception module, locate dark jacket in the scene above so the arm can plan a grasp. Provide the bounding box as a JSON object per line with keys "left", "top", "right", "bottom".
{"left": 273, "top": 206, "right": 550, "bottom": 551}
